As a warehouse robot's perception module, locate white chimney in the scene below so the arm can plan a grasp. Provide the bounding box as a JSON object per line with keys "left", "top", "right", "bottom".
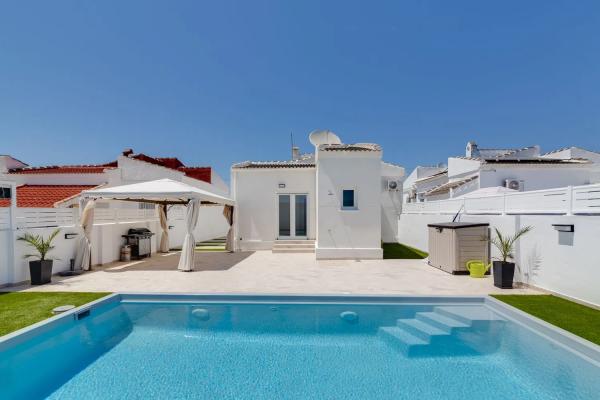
{"left": 292, "top": 146, "right": 300, "bottom": 160}
{"left": 466, "top": 141, "right": 479, "bottom": 158}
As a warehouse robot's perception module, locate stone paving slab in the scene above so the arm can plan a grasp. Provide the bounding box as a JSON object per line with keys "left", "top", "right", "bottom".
{"left": 10, "top": 251, "right": 540, "bottom": 295}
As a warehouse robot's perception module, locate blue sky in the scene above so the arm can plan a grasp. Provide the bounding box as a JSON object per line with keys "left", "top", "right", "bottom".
{"left": 1, "top": 1, "right": 599, "bottom": 180}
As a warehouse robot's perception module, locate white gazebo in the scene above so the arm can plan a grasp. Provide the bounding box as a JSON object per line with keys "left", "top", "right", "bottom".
{"left": 78, "top": 178, "right": 235, "bottom": 272}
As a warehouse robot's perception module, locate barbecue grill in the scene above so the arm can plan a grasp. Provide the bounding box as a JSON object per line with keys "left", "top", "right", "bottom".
{"left": 122, "top": 228, "right": 155, "bottom": 259}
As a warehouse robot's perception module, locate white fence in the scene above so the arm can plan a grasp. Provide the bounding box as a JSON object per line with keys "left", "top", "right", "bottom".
{"left": 0, "top": 208, "right": 10, "bottom": 230}
{"left": 0, "top": 207, "right": 158, "bottom": 230}
{"left": 93, "top": 208, "right": 158, "bottom": 224}
{"left": 403, "top": 184, "right": 600, "bottom": 215}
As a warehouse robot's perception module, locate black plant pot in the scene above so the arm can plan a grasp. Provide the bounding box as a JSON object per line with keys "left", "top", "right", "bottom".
{"left": 29, "top": 260, "right": 53, "bottom": 285}
{"left": 493, "top": 261, "right": 515, "bottom": 289}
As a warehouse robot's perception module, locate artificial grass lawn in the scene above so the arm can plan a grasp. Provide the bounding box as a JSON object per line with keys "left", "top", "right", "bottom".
{"left": 382, "top": 243, "right": 428, "bottom": 259}
{"left": 0, "top": 292, "right": 110, "bottom": 337}
{"left": 492, "top": 295, "right": 600, "bottom": 345}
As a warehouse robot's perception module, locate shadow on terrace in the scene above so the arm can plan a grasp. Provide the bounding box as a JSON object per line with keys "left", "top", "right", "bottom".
{"left": 94, "top": 250, "right": 255, "bottom": 273}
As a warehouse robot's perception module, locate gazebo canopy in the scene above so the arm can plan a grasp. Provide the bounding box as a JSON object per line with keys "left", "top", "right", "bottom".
{"left": 81, "top": 178, "right": 234, "bottom": 206}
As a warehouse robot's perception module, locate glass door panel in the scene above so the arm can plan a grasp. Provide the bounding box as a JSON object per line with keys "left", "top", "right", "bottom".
{"left": 278, "top": 195, "right": 291, "bottom": 237}
{"left": 294, "top": 195, "right": 307, "bottom": 237}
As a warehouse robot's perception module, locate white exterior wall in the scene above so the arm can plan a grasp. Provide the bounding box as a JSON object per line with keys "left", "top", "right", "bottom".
{"left": 232, "top": 168, "right": 316, "bottom": 251}
{"left": 447, "top": 157, "right": 481, "bottom": 178}
{"left": 1, "top": 219, "right": 160, "bottom": 286}
{"left": 398, "top": 212, "right": 600, "bottom": 307}
{"left": 2, "top": 173, "right": 108, "bottom": 186}
{"left": 316, "top": 150, "right": 382, "bottom": 259}
{"left": 450, "top": 177, "right": 480, "bottom": 198}
{"left": 166, "top": 205, "right": 229, "bottom": 248}
{"left": 381, "top": 163, "right": 404, "bottom": 242}
{"left": 479, "top": 165, "right": 596, "bottom": 191}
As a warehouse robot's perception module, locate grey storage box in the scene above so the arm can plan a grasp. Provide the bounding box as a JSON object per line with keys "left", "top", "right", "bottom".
{"left": 427, "top": 222, "right": 490, "bottom": 274}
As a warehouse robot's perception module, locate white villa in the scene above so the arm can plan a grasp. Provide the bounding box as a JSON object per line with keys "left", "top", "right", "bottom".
{"left": 404, "top": 141, "right": 600, "bottom": 203}
{"left": 231, "top": 131, "right": 404, "bottom": 259}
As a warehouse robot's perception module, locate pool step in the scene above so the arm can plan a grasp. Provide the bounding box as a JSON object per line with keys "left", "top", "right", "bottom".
{"left": 378, "top": 305, "right": 506, "bottom": 357}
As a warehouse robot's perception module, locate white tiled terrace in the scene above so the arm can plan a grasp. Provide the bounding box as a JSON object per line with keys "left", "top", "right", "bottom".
{"left": 12, "top": 251, "right": 540, "bottom": 295}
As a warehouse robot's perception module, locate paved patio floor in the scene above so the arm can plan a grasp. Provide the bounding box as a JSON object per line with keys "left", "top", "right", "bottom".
{"left": 12, "top": 251, "right": 541, "bottom": 295}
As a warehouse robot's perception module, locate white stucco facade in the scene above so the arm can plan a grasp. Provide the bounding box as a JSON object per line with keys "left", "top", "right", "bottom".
{"left": 231, "top": 136, "right": 404, "bottom": 259}
{"left": 232, "top": 168, "right": 316, "bottom": 251}
{"left": 315, "top": 148, "right": 383, "bottom": 259}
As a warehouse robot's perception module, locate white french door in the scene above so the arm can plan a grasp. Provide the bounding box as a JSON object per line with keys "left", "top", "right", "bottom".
{"left": 278, "top": 194, "right": 308, "bottom": 239}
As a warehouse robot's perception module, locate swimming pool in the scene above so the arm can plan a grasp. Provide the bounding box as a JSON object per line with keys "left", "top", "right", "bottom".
{"left": 1, "top": 294, "right": 599, "bottom": 399}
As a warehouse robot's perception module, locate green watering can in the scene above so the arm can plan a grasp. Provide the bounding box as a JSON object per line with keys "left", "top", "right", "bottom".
{"left": 466, "top": 260, "right": 491, "bottom": 278}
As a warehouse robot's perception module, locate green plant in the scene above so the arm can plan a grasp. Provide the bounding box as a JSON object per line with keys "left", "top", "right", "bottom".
{"left": 489, "top": 226, "right": 532, "bottom": 262}
{"left": 17, "top": 229, "right": 61, "bottom": 261}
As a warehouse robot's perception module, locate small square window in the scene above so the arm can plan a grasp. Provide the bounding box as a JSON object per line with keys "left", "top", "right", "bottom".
{"left": 342, "top": 190, "right": 355, "bottom": 209}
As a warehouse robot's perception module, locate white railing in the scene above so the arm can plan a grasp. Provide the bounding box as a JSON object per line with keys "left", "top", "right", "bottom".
{"left": 0, "top": 207, "right": 159, "bottom": 230}
{"left": 0, "top": 208, "right": 10, "bottom": 230}
{"left": 403, "top": 183, "right": 600, "bottom": 215}
{"left": 94, "top": 208, "right": 158, "bottom": 223}
{"left": 16, "top": 208, "right": 77, "bottom": 229}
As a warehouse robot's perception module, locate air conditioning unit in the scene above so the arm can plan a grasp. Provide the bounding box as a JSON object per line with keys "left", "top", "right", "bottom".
{"left": 505, "top": 179, "right": 524, "bottom": 191}
{"left": 387, "top": 179, "right": 400, "bottom": 191}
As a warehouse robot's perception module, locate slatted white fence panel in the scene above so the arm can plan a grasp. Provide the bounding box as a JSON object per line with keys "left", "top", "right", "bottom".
{"left": 504, "top": 188, "right": 568, "bottom": 214}
{"left": 0, "top": 208, "right": 10, "bottom": 230}
{"left": 572, "top": 185, "right": 600, "bottom": 214}
{"left": 16, "top": 208, "right": 77, "bottom": 229}
{"left": 464, "top": 195, "right": 504, "bottom": 214}
{"left": 94, "top": 208, "right": 158, "bottom": 223}
{"left": 403, "top": 184, "right": 600, "bottom": 215}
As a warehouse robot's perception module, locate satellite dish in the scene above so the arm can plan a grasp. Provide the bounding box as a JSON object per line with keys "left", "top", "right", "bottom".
{"left": 309, "top": 130, "right": 342, "bottom": 147}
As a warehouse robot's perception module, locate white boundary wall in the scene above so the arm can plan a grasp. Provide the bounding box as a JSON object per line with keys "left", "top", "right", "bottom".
{"left": 399, "top": 184, "right": 600, "bottom": 307}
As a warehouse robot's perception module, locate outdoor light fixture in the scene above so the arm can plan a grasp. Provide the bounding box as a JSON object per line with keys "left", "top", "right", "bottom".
{"left": 552, "top": 224, "right": 574, "bottom": 233}
{"left": 64, "top": 233, "right": 78, "bottom": 239}
{"left": 278, "top": 183, "right": 286, "bottom": 188}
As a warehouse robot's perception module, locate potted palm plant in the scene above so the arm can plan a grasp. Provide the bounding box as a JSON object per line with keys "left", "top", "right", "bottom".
{"left": 488, "top": 226, "right": 532, "bottom": 289}
{"left": 17, "top": 228, "right": 60, "bottom": 285}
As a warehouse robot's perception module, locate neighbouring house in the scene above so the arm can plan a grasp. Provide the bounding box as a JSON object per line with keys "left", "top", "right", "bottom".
{"left": 0, "top": 149, "right": 230, "bottom": 247}
{"left": 404, "top": 141, "right": 600, "bottom": 202}
{"left": 231, "top": 131, "right": 404, "bottom": 259}
{"left": 402, "top": 166, "right": 447, "bottom": 203}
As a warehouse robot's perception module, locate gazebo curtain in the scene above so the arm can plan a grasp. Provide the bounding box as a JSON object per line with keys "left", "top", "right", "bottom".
{"left": 74, "top": 199, "right": 96, "bottom": 271}
{"left": 222, "top": 205, "right": 234, "bottom": 252}
{"left": 158, "top": 205, "right": 169, "bottom": 253}
{"left": 177, "top": 199, "right": 200, "bottom": 272}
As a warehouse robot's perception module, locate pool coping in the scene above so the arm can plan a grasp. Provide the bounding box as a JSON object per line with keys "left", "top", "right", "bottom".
{"left": 1, "top": 293, "right": 599, "bottom": 367}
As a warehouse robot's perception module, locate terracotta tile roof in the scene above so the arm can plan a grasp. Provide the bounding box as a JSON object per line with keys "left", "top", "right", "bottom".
{"left": 155, "top": 157, "right": 185, "bottom": 169}
{"left": 178, "top": 167, "right": 212, "bottom": 182}
{"left": 0, "top": 185, "right": 96, "bottom": 208}
{"left": 8, "top": 162, "right": 117, "bottom": 174}
{"left": 7, "top": 150, "right": 212, "bottom": 183}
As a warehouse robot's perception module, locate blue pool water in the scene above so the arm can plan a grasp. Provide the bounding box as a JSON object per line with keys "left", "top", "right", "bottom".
{"left": 2, "top": 297, "right": 599, "bottom": 399}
